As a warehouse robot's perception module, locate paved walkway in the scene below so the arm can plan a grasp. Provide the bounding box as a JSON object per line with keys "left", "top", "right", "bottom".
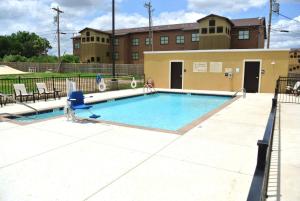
{"left": 0, "top": 89, "right": 274, "bottom": 201}
{"left": 267, "top": 103, "right": 300, "bottom": 201}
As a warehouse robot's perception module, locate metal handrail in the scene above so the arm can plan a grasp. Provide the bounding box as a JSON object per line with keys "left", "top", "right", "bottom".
{"left": 0, "top": 93, "right": 38, "bottom": 115}
{"left": 233, "top": 88, "right": 246, "bottom": 98}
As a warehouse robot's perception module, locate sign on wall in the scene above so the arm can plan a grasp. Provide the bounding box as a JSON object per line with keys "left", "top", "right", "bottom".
{"left": 209, "top": 62, "right": 223, "bottom": 73}
{"left": 193, "top": 62, "right": 208, "bottom": 72}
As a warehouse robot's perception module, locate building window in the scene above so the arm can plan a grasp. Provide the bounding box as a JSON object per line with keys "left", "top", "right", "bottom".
{"left": 132, "top": 38, "right": 139, "bottom": 46}
{"left": 145, "top": 37, "right": 152, "bottom": 45}
{"left": 97, "top": 37, "right": 100, "bottom": 42}
{"left": 132, "top": 52, "right": 139, "bottom": 60}
{"left": 101, "top": 38, "right": 105, "bottom": 43}
{"left": 217, "top": 26, "right": 223, "bottom": 33}
{"left": 97, "top": 57, "right": 100, "bottom": 62}
{"left": 176, "top": 35, "right": 184, "bottom": 44}
{"left": 238, "top": 30, "right": 250, "bottom": 40}
{"left": 91, "top": 57, "right": 94, "bottom": 62}
{"left": 191, "top": 33, "right": 199, "bottom": 42}
{"left": 86, "top": 31, "right": 90, "bottom": 36}
{"left": 209, "top": 27, "right": 215, "bottom": 34}
{"left": 114, "top": 38, "right": 119, "bottom": 45}
{"left": 106, "top": 38, "right": 110, "bottom": 43}
{"left": 106, "top": 52, "right": 110, "bottom": 57}
{"left": 298, "top": 59, "right": 300, "bottom": 63}
{"left": 209, "top": 20, "right": 215, "bottom": 26}
{"left": 160, "top": 36, "right": 169, "bottom": 45}
{"left": 114, "top": 52, "right": 119, "bottom": 60}
{"left": 86, "top": 37, "right": 90, "bottom": 42}
{"left": 74, "top": 43, "right": 80, "bottom": 49}
{"left": 81, "top": 38, "right": 86, "bottom": 42}
{"left": 201, "top": 28, "right": 207, "bottom": 34}
{"left": 91, "top": 36, "right": 94, "bottom": 42}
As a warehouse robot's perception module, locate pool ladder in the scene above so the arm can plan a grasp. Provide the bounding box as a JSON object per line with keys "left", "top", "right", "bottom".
{"left": 233, "top": 88, "right": 246, "bottom": 98}
{"left": 0, "top": 93, "right": 39, "bottom": 119}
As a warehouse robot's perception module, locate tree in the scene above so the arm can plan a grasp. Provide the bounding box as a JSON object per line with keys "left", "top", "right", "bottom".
{"left": 0, "top": 31, "right": 52, "bottom": 58}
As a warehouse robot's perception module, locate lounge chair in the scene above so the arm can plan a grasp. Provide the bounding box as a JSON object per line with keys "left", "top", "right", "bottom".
{"left": 13, "top": 84, "right": 35, "bottom": 102}
{"left": 286, "top": 81, "right": 300, "bottom": 95}
{"left": 36, "top": 82, "right": 61, "bottom": 101}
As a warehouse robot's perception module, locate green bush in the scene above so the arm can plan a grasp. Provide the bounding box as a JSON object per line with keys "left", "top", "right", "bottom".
{"left": 3, "top": 54, "right": 27, "bottom": 62}
{"left": 61, "top": 54, "right": 80, "bottom": 63}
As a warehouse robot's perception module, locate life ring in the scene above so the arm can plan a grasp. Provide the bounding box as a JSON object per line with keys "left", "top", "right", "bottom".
{"left": 131, "top": 77, "right": 137, "bottom": 88}
{"left": 98, "top": 80, "right": 106, "bottom": 92}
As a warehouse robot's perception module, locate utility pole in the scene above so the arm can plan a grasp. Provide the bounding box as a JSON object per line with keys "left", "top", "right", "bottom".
{"left": 144, "top": 1, "right": 154, "bottom": 51}
{"left": 112, "top": 0, "right": 116, "bottom": 80}
{"left": 52, "top": 7, "right": 64, "bottom": 61}
{"left": 267, "top": 0, "right": 279, "bottom": 48}
{"left": 267, "top": 0, "right": 272, "bottom": 48}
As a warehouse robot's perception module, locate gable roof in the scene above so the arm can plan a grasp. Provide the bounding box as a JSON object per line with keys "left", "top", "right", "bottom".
{"left": 197, "top": 14, "right": 234, "bottom": 26}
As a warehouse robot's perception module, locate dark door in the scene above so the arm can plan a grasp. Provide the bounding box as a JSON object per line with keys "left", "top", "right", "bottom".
{"left": 171, "top": 62, "right": 183, "bottom": 89}
{"left": 244, "top": 61, "right": 260, "bottom": 93}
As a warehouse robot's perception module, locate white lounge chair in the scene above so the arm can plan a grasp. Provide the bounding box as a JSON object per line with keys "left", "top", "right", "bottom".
{"left": 36, "top": 82, "right": 61, "bottom": 101}
{"left": 13, "top": 84, "right": 35, "bottom": 102}
{"left": 286, "top": 81, "right": 300, "bottom": 95}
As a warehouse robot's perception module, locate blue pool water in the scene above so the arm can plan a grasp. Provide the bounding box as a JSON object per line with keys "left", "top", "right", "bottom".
{"left": 14, "top": 93, "right": 231, "bottom": 131}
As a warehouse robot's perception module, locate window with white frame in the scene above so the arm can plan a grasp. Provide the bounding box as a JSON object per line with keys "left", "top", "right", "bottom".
{"left": 238, "top": 30, "right": 250, "bottom": 40}
{"left": 191, "top": 33, "right": 199, "bottom": 42}
{"left": 160, "top": 36, "right": 169, "bottom": 45}
{"left": 132, "top": 52, "right": 139, "bottom": 60}
{"left": 176, "top": 35, "right": 184, "bottom": 44}
{"left": 132, "top": 38, "right": 139, "bottom": 46}
{"left": 145, "top": 37, "right": 152, "bottom": 45}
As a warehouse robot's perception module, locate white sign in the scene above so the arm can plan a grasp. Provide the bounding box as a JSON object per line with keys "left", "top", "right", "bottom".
{"left": 225, "top": 68, "right": 233, "bottom": 73}
{"left": 210, "top": 62, "right": 223, "bottom": 73}
{"left": 193, "top": 62, "right": 208, "bottom": 73}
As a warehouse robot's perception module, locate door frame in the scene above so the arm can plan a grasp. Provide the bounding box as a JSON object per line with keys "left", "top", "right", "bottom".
{"left": 169, "top": 60, "right": 184, "bottom": 89}
{"left": 242, "top": 59, "right": 262, "bottom": 93}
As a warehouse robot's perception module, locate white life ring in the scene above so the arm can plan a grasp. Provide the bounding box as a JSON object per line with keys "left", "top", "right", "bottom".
{"left": 131, "top": 77, "right": 137, "bottom": 88}
{"left": 98, "top": 80, "right": 107, "bottom": 92}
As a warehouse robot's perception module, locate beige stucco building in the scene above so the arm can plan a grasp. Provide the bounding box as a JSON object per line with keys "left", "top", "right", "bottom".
{"left": 144, "top": 49, "right": 290, "bottom": 93}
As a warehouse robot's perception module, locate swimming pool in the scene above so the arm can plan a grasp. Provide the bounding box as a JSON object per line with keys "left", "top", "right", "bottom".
{"left": 12, "top": 92, "right": 232, "bottom": 131}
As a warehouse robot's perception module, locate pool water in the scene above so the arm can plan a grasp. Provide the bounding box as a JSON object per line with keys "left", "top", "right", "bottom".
{"left": 14, "top": 93, "right": 231, "bottom": 131}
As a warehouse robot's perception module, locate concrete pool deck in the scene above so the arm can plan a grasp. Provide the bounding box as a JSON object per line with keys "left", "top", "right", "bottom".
{"left": 0, "top": 89, "right": 297, "bottom": 201}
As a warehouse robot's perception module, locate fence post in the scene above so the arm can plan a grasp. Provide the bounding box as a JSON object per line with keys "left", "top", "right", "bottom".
{"left": 52, "top": 76, "right": 55, "bottom": 90}
{"left": 78, "top": 74, "right": 81, "bottom": 90}
{"left": 256, "top": 140, "right": 268, "bottom": 170}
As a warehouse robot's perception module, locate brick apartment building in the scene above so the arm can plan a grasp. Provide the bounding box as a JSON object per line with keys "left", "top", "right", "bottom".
{"left": 72, "top": 14, "right": 267, "bottom": 64}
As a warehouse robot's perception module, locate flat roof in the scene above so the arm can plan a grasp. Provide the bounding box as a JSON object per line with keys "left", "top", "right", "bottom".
{"left": 144, "top": 49, "right": 291, "bottom": 54}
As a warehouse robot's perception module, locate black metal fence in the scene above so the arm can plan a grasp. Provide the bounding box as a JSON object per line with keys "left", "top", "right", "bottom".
{"left": 276, "top": 76, "right": 300, "bottom": 104}
{"left": 247, "top": 88, "right": 278, "bottom": 201}
{"left": 0, "top": 75, "right": 145, "bottom": 101}
{"left": 247, "top": 75, "right": 300, "bottom": 201}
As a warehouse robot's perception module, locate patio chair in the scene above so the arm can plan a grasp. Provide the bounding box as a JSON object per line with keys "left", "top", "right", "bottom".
{"left": 36, "top": 82, "right": 61, "bottom": 101}
{"left": 66, "top": 91, "right": 100, "bottom": 121}
{"left": 13, "top": 84, "right": 35, "bottom": 102}
{"left": 286, "top": 81, "right": 300, "bottom": 95}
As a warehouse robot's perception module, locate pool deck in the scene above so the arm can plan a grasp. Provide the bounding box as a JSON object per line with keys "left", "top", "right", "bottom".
{"left": 0, "top": 88, "right": 297, "bottom": 201}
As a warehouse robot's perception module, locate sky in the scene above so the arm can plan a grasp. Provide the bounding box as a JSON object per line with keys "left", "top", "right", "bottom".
{"left": 0, "top": 0, "right": 299, "bottom": 56}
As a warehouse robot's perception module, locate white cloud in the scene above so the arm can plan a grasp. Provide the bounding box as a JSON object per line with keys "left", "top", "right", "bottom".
{"left": 87, "top": 10, "right": 205, "bottom": 30}
{"left": 187, "top": 0, "right": 268, "bottom": 13}
{"left": 270, "top": 16, "right": 300, "bottom": 48}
